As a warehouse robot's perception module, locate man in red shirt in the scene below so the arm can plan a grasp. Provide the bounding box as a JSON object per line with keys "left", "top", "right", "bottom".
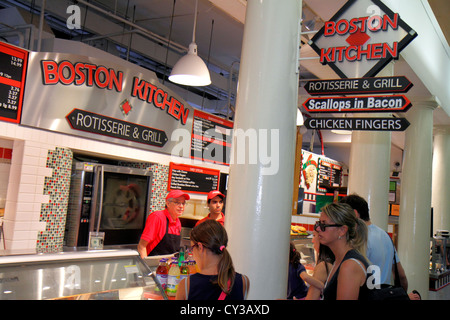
{"left": 195, "top": 190, "right": 225, "bottom": 227}
{"left": 137, "top": 190, "right": 190, "bottom": 258}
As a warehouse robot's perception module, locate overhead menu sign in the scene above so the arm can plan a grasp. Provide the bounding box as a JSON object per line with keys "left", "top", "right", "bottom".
{"left": 191, "top": 109, "right": 233, "bottom": 165}
{"left": 168, "top": 163, "right": 220, "bottom": 194}
{"left": 308, "top": 0, "right": 417, "bottom": 78}
{"left": 0, "top": 42, "right": 28, "bottom": 123}
{"left": 305, "top": 117, "right": 410, "bottom": 131}
{"left": 305, "top": 76, "right": 412, "bottom": 95}
{"left": 303, "top": 95, "right": 411, "bottom": 113}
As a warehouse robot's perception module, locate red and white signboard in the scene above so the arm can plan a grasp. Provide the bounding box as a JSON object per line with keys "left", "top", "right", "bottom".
{"left": 308, "top": 0, "right": 417, "bottom": 78}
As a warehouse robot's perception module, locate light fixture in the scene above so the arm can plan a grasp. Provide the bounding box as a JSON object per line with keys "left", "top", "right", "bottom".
{"left": 169, "top": 0, "right": 211, "bottom": 86}
{"left": 331, "top": 129, "right": 352, "bottom": 135}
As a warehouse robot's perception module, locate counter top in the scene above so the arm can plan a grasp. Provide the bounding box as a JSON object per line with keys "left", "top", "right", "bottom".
{"left": 0, "top": 247, "right": 139, "bottom": 265}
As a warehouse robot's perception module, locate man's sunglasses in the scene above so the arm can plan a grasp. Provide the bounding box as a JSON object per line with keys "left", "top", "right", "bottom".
{"left": 314, "top": 221, "right": 342, "bottom": 232}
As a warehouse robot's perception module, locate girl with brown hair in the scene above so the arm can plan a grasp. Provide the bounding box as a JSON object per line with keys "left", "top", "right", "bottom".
{"left": 176, "top": 219, "right": 250, "bottom": 300}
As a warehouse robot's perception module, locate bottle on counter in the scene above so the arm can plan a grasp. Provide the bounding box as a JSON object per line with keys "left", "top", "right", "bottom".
{"left": 178, "top": 246, "right": 185, "bottom": 266}
{"left": 155, "top": 258, "right": 168, "bottom": 292}
{"left": 166, "top": 260, "right": 181, "bottom": 297}
{"left": 188, "top": 259, "right": 197, "bottom": 274}
{"left": 180, "top": 261, "right": 190, "bottom": 282}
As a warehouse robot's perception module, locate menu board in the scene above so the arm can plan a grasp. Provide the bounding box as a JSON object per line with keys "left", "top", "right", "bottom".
{"left": 191, "top": 109, "right": 233, "bottom": 165}
{"left": 0, "top": 42, "right": 28, "bottom": 123}
{"left": 168, "top": 163, "right": 220, "bottom": 194}
{"left": 317, "top": 159, "right": 342, "bottom": 192}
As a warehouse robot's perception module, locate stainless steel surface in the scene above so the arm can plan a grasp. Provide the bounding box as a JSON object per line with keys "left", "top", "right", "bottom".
{"left": 0, "top": 248, "right": 167, "bottom": 300}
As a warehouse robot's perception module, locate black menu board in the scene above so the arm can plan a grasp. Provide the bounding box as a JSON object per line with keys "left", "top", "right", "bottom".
{"left": 317, "top": 159, "right": 342, "bottom": 192}
{"left": 191, "top": 109, "right": 233, "bottom": 165}
{"left": 168, "top": 163, "right": 220, "bottom": 194}
{"left": 0, "top": 42, "right": 28, "bottom": 123}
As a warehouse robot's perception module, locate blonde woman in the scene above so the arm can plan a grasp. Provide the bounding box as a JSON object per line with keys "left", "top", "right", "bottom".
{"left": 315, "top": 203, "right": 369, "bottom": 300}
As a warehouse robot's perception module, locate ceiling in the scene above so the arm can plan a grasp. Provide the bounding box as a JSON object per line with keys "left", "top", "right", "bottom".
{"left": 0, "top": 0, "right": 449, "bottom": 161}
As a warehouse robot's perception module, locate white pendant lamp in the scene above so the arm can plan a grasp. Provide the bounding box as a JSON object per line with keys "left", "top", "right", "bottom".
{"left": 169, "top": 0, "right": 211, "bottom": 86}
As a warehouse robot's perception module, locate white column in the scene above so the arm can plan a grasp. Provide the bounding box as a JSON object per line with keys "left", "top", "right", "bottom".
{"left": 347, "top": 64, "right": 393, "bottom": 230}
{"left": 431, "top": 125, "right": 450, "bottom": 234}
{"left": 398, "top": 97, "right": 438, "bottom": 300}
{"left": 224, "top": 0, "right": 301, "bottom": 299}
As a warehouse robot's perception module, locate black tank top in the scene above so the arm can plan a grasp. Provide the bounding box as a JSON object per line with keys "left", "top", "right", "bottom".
{"left": 188, "top": 273, "right": 246, "bottom": 300}
{"left": 323, "top": 249, "right": 369, "bottom": 300}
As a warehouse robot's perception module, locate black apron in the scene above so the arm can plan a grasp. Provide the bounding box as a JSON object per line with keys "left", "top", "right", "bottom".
{"left": 149, "top": 217, "right": 181, "bottom": 256}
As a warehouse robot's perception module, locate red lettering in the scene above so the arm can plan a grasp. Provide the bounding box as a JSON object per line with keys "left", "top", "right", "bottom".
{"left": 358, "top": 16, "right": 369, "bottom": 32}
{"left": 145, "top": 83, "right": 157, "bottom": 104}
{"left": 371, "top": 43, "right": 383, "bottom": 59}
{"left": 179, "top": 105, "right": 189, "bottom": 125}
{"left": 58, "top": 61, "right": 75, "bottom": 85}
{"left": 357, "top": 45, "right": 371, "bottom": 60}
{"left": 154, "top": 89, "right": 165, "bottom": 109}
{"left": 41, "top": 60, "right": 58, "bottom": 85}
{"left": 335, "top": 46, "right": 346, "bottom": 61}
{"left": 320, "top": 47, "right": 333, "bottom": 63}
{"left": 383, "top": 42, "right": 398, "bottom": 58}
{"left": 324, "top": 21, "right": 335, "bottom": 36}
{"left": 345, "top": 46, "right": 357, "bottom": 61}
{"left": 336, "top": 20, "right": 349, "bottom": 35}
{"left": 84, "top": 64, "right": 97, "bottom": 86}
{"left": 108, "top": 69, "right": 123, "bottom": 91}
{"left": 131, "top": 77, "right": 147, "bottom": 100}
{"left": 75, "top": 63, "right": 86, "bottom": 85}
{"left": 383, "top": 13, "right": 398, "bottom": 30}
{"left": 163, "top": 93, "right": 175, "bottom": 113}
{"left": 349, "top": 18, "right": 359, "bottom": 34}
{"left": 368, "top": 15, "right": 383, "bottom": 31}
{"left": 94, "top": 66, "right": 109, "bottom": 89}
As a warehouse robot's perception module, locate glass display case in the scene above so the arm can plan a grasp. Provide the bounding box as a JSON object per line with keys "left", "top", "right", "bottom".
{"left": 292, "top": 236, "right": 316, "bottom": 275}
{"left": 0, "top": 249, "right": 167, "bottom": 300}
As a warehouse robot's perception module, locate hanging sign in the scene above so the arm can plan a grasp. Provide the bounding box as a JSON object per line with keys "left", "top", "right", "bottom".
{"left": 302, "top": 94, "right": 411, "bottom": 113}
{"left": 190, "top": 109, "right": 233, "bottom": 165}
{"left": 0, "top": 42, "right": 28, "bottom": 123}
{"left": 308, "top": 0, "right": 417, "bottom": 78}
{"left": 66, "top": 108, "right": 168, "bottom": 147}
{"left": 304, "top": 117, "right": 410, "bottom": 131}
{"left": 21, "top": 51, "right": 193, "bottom": 154}
{"left": 168, "top": 163, "right": 220, "bottom": 194}
{"left": 304, "top": 76, "right": 413, "bottom": 95}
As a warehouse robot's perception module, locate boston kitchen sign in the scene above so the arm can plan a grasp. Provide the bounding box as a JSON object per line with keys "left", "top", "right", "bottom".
{"left": 21, "top": 51, "right": 195, "bottom": 155}
{"left": 308, "top": 0, "right": 417, "bottom": 78}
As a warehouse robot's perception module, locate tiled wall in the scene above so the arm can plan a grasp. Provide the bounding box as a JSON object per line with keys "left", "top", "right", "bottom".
{"left": 149, "top": 163, "right": 170, "bottom": 212}
{"left": 37, "top": 147, "right": 72, "bottom": 252}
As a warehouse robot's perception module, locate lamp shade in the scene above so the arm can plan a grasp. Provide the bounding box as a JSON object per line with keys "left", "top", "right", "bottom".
{"left": 169, "top": 43, "right": 211, "bottom": 86}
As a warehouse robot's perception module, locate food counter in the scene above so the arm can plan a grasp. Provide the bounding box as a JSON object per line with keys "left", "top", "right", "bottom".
{"left": 0, "top": 248, "right": 167, "bottom": 300}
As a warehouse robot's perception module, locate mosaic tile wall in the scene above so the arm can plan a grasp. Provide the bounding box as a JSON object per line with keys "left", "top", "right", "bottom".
{"left": 37, "top": 147, "right": 73, "bottom": 252}
{"left": 149, "top": 163, "right": 169, "bottom": 212}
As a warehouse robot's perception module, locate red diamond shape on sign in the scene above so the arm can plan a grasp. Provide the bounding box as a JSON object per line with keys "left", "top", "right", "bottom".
{"left": 120, "top": 99, "right": 132, "bottom": 115}
{"left": 346, "top": 28, "right": 370, "bottom": 46}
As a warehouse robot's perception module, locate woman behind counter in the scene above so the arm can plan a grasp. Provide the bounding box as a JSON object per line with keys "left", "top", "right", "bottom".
{"left": 176, "top": 219, "right": 250, "bottom": 300}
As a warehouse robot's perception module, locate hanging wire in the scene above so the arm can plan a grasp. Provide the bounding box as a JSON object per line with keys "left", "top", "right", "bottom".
{"left": 163, "top": 0, "right": 176, "bottom": 85}
{"left": 201, "top": 19, "right": 214, "bottom": 109}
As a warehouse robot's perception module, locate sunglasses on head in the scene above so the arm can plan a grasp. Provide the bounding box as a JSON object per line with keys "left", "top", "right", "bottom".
{"left": 314, "top": 221, "right": 342, "bottom": 232}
